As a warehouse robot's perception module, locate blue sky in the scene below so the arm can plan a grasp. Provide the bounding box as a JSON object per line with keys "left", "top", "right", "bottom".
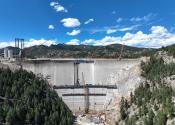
{"left": 0, "top": 0, "right": 175, "bottom": 48}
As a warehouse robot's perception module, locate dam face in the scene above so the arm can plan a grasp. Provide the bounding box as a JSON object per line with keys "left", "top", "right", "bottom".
{"left": 22, "top": 59, "right": 140, "bottom": 112}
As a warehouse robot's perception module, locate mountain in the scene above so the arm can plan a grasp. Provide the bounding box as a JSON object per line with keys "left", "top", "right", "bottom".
{"left": 1, "top": 43, "right": 175, "bottom": 59}
{"left": 23, "top": 44, "right": 155, "bottom": 59}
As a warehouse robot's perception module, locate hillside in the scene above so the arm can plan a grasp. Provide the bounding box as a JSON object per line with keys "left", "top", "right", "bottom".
{"left": 0, "top": 68, "right": 73, "bottom": 125}
{"left": 22, "top": 44, "right": 154, "bottom": 59}
{"left": 161, "top": 44, "right": 175, "bottom": 57}
{"left": 118, "top": 52, "right": 175, "bottom": 125}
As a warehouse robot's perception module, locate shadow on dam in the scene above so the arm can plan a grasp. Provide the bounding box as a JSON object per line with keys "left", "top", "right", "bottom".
{"left": 22, "top": 58, "right": 140, "bottom": 113}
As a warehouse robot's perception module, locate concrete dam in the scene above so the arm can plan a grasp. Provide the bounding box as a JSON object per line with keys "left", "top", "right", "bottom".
{"left": 22, "top": 58, "right": 141, "bottom": 113}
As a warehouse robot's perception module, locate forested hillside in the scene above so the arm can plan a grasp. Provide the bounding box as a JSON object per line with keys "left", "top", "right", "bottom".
{"left": 2, "top": 44, "right": 175, "bottom": 59}
{"left": 119, "top": 54, "right": 175, "bottom": 125}
{"left": 22, "top": 44, "right": 154, "bottom": 59}
{"left": 162, "top": 44, "right": 175, "bottom": 57}
{"left": 0, "top": 69, "right": 73, "bottom": 125}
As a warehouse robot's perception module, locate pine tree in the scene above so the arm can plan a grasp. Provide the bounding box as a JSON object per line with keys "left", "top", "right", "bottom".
{"left": 5, "top": 108, "right": 15, "bottom": 125}
{"left": 120, "top": 97, "right": 128, "bottom": 120}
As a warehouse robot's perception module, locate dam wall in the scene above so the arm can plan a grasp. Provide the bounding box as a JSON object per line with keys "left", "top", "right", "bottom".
{"left": 22, "top": 59, "right": 140, "bottom": 86}
{"left": 22, "top": 58, "right": 141, "bottom": 112}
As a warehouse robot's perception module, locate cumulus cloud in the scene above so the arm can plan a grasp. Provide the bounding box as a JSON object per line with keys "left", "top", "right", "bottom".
{"left": 0, "top": 39, "right": 57, "bottom": 48}
{"left": 93, "top": 36, "right": 122, "bottom": 46}
{"left": 0, "top": 41, "right": 14, "bottom": 48}
{"left": 25, "top": 39, "right": 56, "bottom": 47}
{"left": 130, "top": 13, "right": 156, "bottom": 22}
{"left": 50, "top": 1, "right": 68, "bottom": 13}
{"left": 67, "top": 29, "right": 81, "bottom": 36}
{"left": 84, "top": 19, "right": 94, "bottom": 24}
{"left": 66, "top": 39, "right": 80, "bottom": 45}
{"left": 116, "top": 18, "right": 123, "bottom": 23}
{"left": 107, "top": 29, "right": 117, "bottom": 34}
{"left": 85, "top": 26, "right": 175, "bottom": 48}
{"left": 1, "top": 26, "right": 175, "bottom": 49}
{"left": 48, "top": 25, "right": 55, "bottom": 30}
{"left": 61, "top": 18, "right": 81, "bottom": 28}
{"left": 81, "top": 39, "right": 95, "bottom": 45}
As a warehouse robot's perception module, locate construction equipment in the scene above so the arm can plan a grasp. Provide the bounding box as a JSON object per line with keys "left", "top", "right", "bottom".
{"left": 82, "top": 72, "right": 89, "bottom": 114}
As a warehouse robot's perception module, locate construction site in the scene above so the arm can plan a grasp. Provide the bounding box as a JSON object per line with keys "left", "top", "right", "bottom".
{"left": 0, "top": 39, "right": 144, "bottom": 125}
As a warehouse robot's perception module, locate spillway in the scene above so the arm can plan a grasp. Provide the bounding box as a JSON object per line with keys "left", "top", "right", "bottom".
{"left": 22, "top": 58, "right": 141, "bottom": 112}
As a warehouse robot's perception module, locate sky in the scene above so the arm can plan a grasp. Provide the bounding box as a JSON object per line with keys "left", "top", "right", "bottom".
{"left": 0, "top": 0, "right": 175, "bottom": 48}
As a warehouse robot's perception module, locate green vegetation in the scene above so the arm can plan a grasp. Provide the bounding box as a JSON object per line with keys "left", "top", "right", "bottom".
{"left": 2, "top": 43, "right": 175, "bottom": 59}
{"left": 22, "top": 44, "right": 154, "bottom": 59}
{"left": 162, "top": 44, "right": 175, "bottom": 57}
{"left": 0, "top": 68, "right": 73, "bottom": 125}
{"left": 120, "top": 55, "right": 175, "bottom": 125}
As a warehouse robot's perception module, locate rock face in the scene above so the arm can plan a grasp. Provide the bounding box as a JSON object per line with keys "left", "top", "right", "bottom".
{"left": 104, "top": 63, "right": 144, "bottom": 125}
{"left": 157, "top": 51, "right": 175, "bottom": 64}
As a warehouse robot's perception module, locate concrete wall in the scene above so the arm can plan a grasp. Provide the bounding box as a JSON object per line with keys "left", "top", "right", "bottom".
{"left": 56, "top": 88, "right": 111, "bottom": 112}
{"left": 23, "top": 61, "right": 75, "bottom": 85}
{"left": 22, "top": 59, "right": 141, "bottom": 112}
{"left": 23, "top": 59, "right": 140, "bottom": 86}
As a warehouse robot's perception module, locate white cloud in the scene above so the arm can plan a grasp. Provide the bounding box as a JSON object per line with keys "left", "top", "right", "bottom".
{"left": 81, "top": 39, "right": 95, "bottom": 45}
{"left": 84, "top": 19, "right": 94, "bottom": 24}
{"left": 48, "top": 25, "right": 55, "bottom": 30}
{"left": 106, "top": 29, "right": 117, "bottom": 34}
{"left": 61, "top": 18, "right": 81, "bottom": 28}
{"left": 150, "top": 26, "right": 168, "bottom": 34}
{"left": 116, "top": 18, "right": 123, "bottom": 23}
{"left": 50, "top": 2, "right": 57, "bottom": 6}
{"left": 26, "top": 39, "right": 57, "bottom": 47}
{"left": 118, "top": 25, "right": 140, "bottom": 32}
{"left": 66, "top": 39, "right": 80, "bottom": 45}
{"left": 93, "top": 36, "right": 122, "bottom": 46}
{"left": 0, "top": 39, "right": 57, "bottom": 48}
{"left": 50, "top": 1, "right": 68, "bottom": 13}
{"left": 130, "top": 13, "right": 156, "bottom": 22}
{"left": 1, "top": 26, "right": 175, "bottom": 49}
{"left": 85, "top": 26, "right": 175, "bottom": 48}
{"left": 91, "top": 25, "right": 140, "bottom": 34}
{"left": 67, "top": 29, "right": 81, "bottom": 36}
{"left": 0, "top": 41, "right": 14, "bottom": 48}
